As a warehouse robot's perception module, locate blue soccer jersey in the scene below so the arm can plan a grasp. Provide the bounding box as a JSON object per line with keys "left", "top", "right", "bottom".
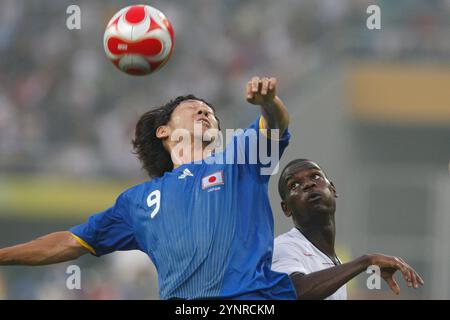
{"left": 70, "top": 117, "right": 297, "bottom": 300}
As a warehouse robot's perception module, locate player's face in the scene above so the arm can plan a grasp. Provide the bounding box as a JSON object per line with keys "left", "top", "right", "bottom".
{"left": 281, "top": 161, "right": 336, "bottom": 223}
{"left": 168, "top": 100, "right": 219, "bottom": 140}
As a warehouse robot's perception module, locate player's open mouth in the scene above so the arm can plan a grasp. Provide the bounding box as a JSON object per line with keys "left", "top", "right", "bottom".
{"left": 196, "top": 119, "right": 211, "bottom": 128}
{"left": 306, "top": 192, "right": 322, "bottom": 202}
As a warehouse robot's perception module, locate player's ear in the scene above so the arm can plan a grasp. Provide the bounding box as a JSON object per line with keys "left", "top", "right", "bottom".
{"left": 330, "top": 181, "right": 338, "bottom": 198}
{"left": 281, "top": 201, "right": 292, "bottom": 218}
{"left": 156, "top": 125, "right": 170, "bottom": 139}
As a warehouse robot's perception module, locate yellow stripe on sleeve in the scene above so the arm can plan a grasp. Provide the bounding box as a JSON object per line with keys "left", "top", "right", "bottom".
{"left": 259, "top": 116, "right": 270, "bottom": 138}
{"left": 259, "top": 116, "right": 283, "bottom": 140}
{"left": 70, "top": 233, "right": 97, "bottom": 255}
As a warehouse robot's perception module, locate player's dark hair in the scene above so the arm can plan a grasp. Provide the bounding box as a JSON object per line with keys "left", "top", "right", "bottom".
{"left": 278, "top": 158, "right": 312, "bottom": 200}
{"left": 132, "top": 95, "right": 219, "bottom": 178}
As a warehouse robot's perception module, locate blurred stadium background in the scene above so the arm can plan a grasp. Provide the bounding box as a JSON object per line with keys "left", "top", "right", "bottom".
{"left": 0, "top": 0, "right": 449, "bottom": 299}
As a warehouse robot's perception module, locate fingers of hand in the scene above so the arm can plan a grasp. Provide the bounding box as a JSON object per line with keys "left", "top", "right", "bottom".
{"left": 393, "top": 258, "right": 411, "bottom": 283}
{"left": 246, "top": 81, "right": 253, "bottom": 100}
{"left": 407, "top": 270, "right": 414, "bottom": 288}
{"left": 380, "top": 255, "right": 424, "bottom": 291}
{"left": 417, "top": 273, "right": 425, "bottom": 285}
{"left": 249, "top": 76, "right": 277, "bottom": 96}
{"left": 394, "top": 257, "right": 425, "bottom": 289}
{"left": 269, "top": 77, "right": 276, "bottom": 91}
{"left": 398, "top": 257, "right": 423, "bottom": 289}
{"left": 397, "top": 258, "right": 411, "bottom": 287}
{"left": 385, "top": 276, "right": 401, "bottom": 295}
{"left": 409, "top": 267, "right": 419, "bottom": 289}
{"left": 261, "top": 78, "right": 269, "bottom": 95}
{"left": 251, "top": 77, "right": 259, "bottom": 93}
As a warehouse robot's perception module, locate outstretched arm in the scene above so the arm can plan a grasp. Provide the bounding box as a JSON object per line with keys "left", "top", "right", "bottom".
{"left": 290, "top": 254, "right": 424, "bottom": 300}
{"left": 0, "top": 231, "right": 88, "bottom": 266}
{"left": 246, "top": 76, "right": 289, "bottom": 136}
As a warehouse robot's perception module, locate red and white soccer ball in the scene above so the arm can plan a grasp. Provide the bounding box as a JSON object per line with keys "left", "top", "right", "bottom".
{"left": 103, "top": 5, "right": 175, "bottom": 76}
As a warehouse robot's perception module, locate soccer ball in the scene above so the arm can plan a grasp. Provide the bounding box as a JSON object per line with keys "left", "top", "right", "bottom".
{"left": 103, "top": 5, "right": 175, "bottom": 76}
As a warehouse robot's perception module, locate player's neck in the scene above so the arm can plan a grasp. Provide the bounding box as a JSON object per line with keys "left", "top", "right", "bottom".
{"left": 170, "top": 140, "right": 211, "bottom": 168}
{"left": 297, "top": 219, "right": 336, "bottom": 260}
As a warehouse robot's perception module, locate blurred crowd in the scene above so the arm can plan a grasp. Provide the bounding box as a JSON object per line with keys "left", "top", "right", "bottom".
{"left": 1, "top": 0, "right": 450, "bottom": 179}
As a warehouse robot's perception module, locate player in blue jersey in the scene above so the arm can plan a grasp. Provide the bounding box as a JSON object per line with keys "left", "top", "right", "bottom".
{"left": 0, "top": 76, "right": 296, "bottom": 299}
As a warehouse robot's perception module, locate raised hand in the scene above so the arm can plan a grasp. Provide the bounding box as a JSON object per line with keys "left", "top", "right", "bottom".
{"left": 368, "top": 253, "right": 424, "bottom": 294}
{"left": 246, "top": 76, "right": 277, "bottom": 107}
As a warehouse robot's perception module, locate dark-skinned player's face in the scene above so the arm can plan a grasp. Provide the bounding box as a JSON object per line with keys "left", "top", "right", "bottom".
{"left": 281, "top": 161, "right": 337, "bottom": 225}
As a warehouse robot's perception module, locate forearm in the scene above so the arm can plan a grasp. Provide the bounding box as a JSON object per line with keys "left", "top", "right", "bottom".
{"left": 260, "top": 96, "right": 289, "bottom": 135}
{"left": 0, "top": 231, "right": 87, "bottom": 266}
{"left": 291, "top": 255, "right": 370, "bottom": 300}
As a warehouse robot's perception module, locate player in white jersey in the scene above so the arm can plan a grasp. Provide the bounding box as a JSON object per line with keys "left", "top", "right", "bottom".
{"left": 272, "top": 159, "right": 424, "bottom": 299}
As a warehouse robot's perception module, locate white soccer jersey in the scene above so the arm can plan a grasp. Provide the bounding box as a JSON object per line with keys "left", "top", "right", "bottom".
{"left": 272, "top": 228, "right": 347, "bottom": 300}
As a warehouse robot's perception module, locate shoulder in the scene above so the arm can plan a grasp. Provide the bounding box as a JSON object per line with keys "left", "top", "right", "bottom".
{"left": 121, "top": 179, "right": 158, "bottom": 204}
{"left": 274, "top": 229, "right": 312, "bottom": 256}
{"left": 275, "top": 228, "right": 306, "bottom": 246}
